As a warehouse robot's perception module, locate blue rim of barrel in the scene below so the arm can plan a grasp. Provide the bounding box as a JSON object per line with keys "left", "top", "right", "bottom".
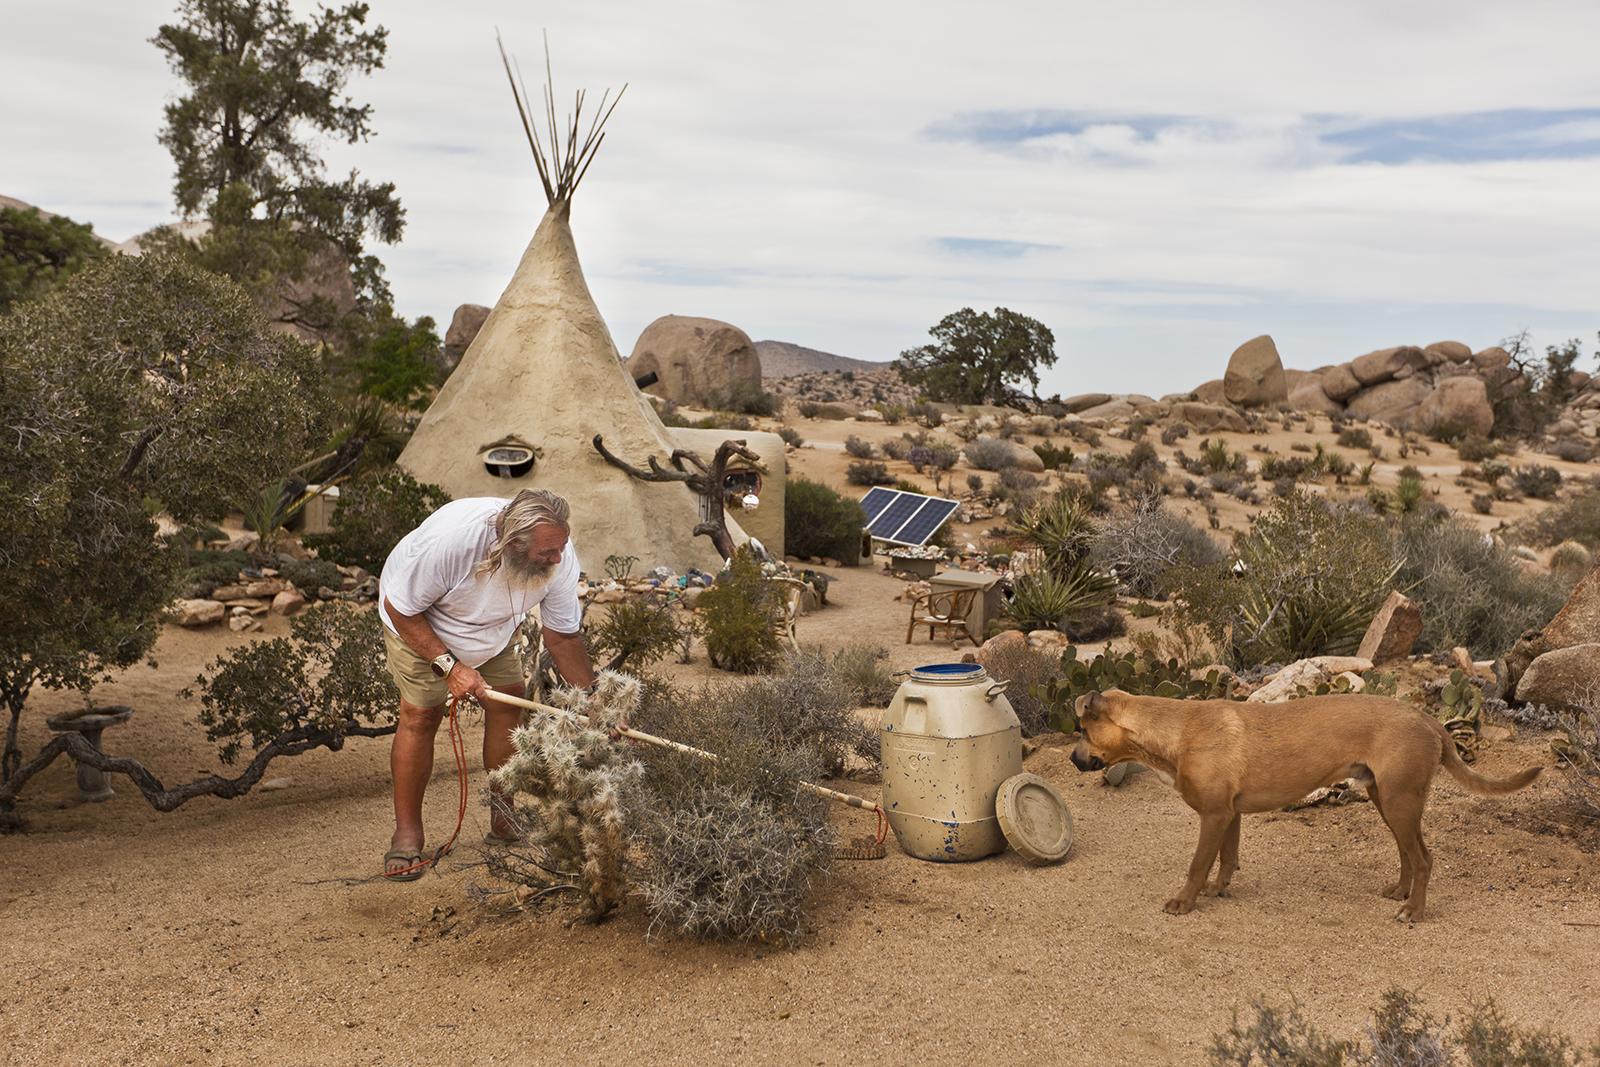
{"left": 909, "top": 663, "right": 988, "bottom": 683}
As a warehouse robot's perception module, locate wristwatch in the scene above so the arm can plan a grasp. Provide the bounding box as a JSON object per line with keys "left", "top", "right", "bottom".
{"left": 430, "top": 652, "right": 458, "bottom": 678}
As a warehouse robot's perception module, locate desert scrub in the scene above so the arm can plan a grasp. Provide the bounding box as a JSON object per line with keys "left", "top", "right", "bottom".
{"left": 964, "top": 435, "right": 1019, "bottom": 471}
{"left": 1512, "top": 486, "right": 1600, "bottom": 549}
{"left": 1394, "top": 514, "right": 1568, "bottom": 658}
{"left": 845, "top": 460, "right": 895, "bottom": 487}
{"left": 1513, "top": 464, "right": 1563, "bottom": 500}
{"left": 776, "top": 425, "right": 803, "bottom": 448}
{"left": 699, "top": 547, "right": 783, "bottom": 673}
{"left": 827, "top": 642, "right": 898, "bottom": 707}
{"left": 976, "top": 640, "right": 1066, "bottom": 737}
{"left": 1209, "top": 987, "right": 1600, "bottom": 1066}
{"left": 843, "top": 434, "right": 876, "bottom": 458}
{"left": 784, "top": 478, "right": 866, "bottom": 561}
{"left": 1007, "top": 566, "right": 1118, "bottom": 633}
{"left": 1089, "top": 495, "right": 1224, "bottom": 598}
{"left": 304, "top": 468, "right": 450, "bottom": 572}
{"left": 1032, "top": 440, "right": 1075, "bottom": 470}
{"left": 1173, "top": 492, "right": 1398, "bottom": 667}
{"left": 1336, "top": 425, "right": 1373, "bottom": 450}
{"left": 1009, "top": 491, "right": 1097, "bottom": 570}
{"left": 1555, "top": 702, "right": 1600, "bottom": 825}
{"left": 585, "top": 598, "right": 688, "bottom": 672}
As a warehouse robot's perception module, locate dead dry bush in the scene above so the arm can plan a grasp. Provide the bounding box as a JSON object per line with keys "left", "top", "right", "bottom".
{"left": 974, "top": 641, "right": 1058, "bottom": 736}
{"left": 1210, "top": 987, "right": 1600, "bottom": 1066}
{"left": 1556, "top": 703, "right": 1600, "bottom": 825}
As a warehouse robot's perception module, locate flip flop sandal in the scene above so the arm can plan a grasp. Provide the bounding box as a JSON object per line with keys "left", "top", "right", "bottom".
{"left": 382, "top": 847, "right": 428, "bottom": 882}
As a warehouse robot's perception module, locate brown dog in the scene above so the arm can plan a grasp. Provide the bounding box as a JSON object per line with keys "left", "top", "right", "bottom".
{"left": 1069, "top": 689, "right": 1542, "bottom": 921}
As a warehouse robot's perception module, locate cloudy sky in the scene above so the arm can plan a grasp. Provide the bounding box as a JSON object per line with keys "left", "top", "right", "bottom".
{"left": 6, "top": 0, "right": 1599, "bottom": 395}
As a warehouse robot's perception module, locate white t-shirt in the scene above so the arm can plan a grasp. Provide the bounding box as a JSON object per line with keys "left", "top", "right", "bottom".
{"left": 377, "top": 497, "right": 583, "bottom": 667}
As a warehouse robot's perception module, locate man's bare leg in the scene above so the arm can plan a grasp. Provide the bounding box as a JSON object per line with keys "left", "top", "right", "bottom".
{"left": 389, "top": 699, "right": 445, "bottom": 873}
{"left": 482, "top": 685, "right": 527, "bottom": 839}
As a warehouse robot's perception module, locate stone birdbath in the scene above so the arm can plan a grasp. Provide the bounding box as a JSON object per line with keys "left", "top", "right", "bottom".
{"left": 45, "top": 705, "right": 134, "bottom": 803}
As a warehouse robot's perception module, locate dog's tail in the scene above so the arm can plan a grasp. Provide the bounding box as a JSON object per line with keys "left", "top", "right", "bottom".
{"left": 1434, "top": 718, "right": 1542, "bottom": 795}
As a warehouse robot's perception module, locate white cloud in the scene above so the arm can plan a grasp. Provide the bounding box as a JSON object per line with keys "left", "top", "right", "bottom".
{"left": 3, "top": 0, "right": 1598, "bottom": 395}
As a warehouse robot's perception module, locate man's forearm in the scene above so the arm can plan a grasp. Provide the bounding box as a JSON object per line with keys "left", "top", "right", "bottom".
{"left": 544, "top": 629, "right": 596, "bottom": 688}
{"left": 385, "top": 597, "right": 451, "bottom": 662}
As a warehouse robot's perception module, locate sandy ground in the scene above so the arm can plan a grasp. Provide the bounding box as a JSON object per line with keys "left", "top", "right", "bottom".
{"left": 5, "top": 560, "right": 1599, "bottom": 1066}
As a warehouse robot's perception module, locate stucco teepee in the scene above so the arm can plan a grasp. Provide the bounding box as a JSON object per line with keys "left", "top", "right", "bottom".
{"left": 397, "top": 42, "right": 733, "bottom": 572}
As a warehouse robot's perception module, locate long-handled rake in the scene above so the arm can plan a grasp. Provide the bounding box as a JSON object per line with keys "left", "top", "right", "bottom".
{"left": 486, "top": 688, "right": 888, "bottom": 859}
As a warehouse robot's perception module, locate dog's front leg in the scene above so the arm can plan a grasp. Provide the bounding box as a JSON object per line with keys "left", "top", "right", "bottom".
{"left": 1166, "top": 811, "right": 1233, "bottom": 915}
{"left": 1208, "top": 814, "right": 1242, "bottom": 896}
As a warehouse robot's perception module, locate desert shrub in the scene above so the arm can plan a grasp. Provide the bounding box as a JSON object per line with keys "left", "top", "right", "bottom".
{"left": 1516, "top": 489, "right": 1600, "bottom": 547}
{"left": 909, "top": 442, "right": 961, "bottom": 479}
{"left": 797, "top": 400, "right": 822, "bottom": 419}
{"left": 1472, "top": 493, "right": 1495, "bottom": 514}
{"left": 1033, "top": 441, "right": 1075, "bottom": 470}
{"left": 1395, "top": 515, "right": 1568, "bottom": 658}
{"left": 965, "top": 436, "right": 1019, "bottom": 471}
{"left": 276, "top": 556, "right": 342, "bottom": 594}
{"left": 1337, "top": 425, "right": 1373, "bottom": 450}
{"left": 785, "top": 478, "right": 866, "bottom": 561}
{"left": 170, "top": 548, "right": 253, "bottom": 597}
{"left": 1555, "top": 702, "right": 1600, "bottom": 824}
{"left": 1007, "top": 567, "right": 1118, "bottom": 632}
{"left": 1201, "top": 437, "right": 1244, "bottom": 473}
{"left": 1550, "top": 540, "right": 1593, "bottom": 578}
{"left": 777, "top": 425, "right": 803, "bottom": 448}
{"left": 1062, "top": 603, "right": 1127, "bottom": 641}
{"left": 1209, "top": 987, "right": 1600, "bottom": 1067}
{"left": 586, "top": 598, "right": 686, "bottom": 672}
{"left": 827, "top": 642, "right": 898, "bottom": 707}
{"left": 843, "top": 434, "right": 876, "bottom": 459}
{"left": 1090, "top": 496, "right": 1224, "bottom": 598}
{"left": 1395, "top": 471, "right": 1426, "bottom": 513}
{"left": 707, "top": 382, "right": 779, "bottom": 416}
{"left": 1513, "top": 464, "right": 1563, "bottom": 500}
{"left": 879, "top": 437, "right": 908, "bottom": 461}
{"left": 999, "top": 466, "right": 1041, "bottom": 493}
{"left": 304, "top": 469, "right": 450, "bottom": 573}
{"left": 1009, "top": 492, "right": 1096, "bottom": 570}
{"left": 1035, "top": 647, "right": 1235, "bottom": 731}
{"left": 975, "top": 641, "right": 1059, "bottom": 736}
{"left": 910, "top": 401, "right": 943, "bottom": 427}
{"left": 1454, "top": 433, "right": 1501, "bottom": 462}
{"left": 845, "top": 460, "right": 895, "bottom": 487}
{"left": 1161, "top": 423, "right": 1191, "bottom": 446}
{"left": 699, "top": 547, "right": 783, "bottom": 673}
{"left": 966, "top": 473, "right": 985, "bottom": 494}
{"left": 1173, "top": 492, "right": 1398, "bottom": 667}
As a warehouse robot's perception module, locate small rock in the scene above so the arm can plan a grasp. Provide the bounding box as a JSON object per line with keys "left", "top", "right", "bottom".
{"left": 855, "top": 409, "right": 884, "bottom": 422}
{"left": 1249, "top": 656, "right": 1374, "bottom": 703}
{"left": 271, "top": 589, "right": 307, "bottom": 616}
{"left": 244, "top": 578, "right": 289, "bottom": 598}
{"left": 211, "top": 584, "right": 252, "bottom": 602}
{"left": 260, "top": 777, "right": 293, "bottom": 791}
{"left": 228, "top": 613, "right": 263, "bottom": 633}
{"left": 1356, "top": 591, "right": 1423, "bottom": 665}
{"left": 822, "top": 558, "right": 842, "bottom": 568}
{"left": 168, "top": 598, "right": 225, "bottom": 627}
{"left": 1026, "top": 629, "right": 1070, "bottom": 653}
{"left": 1515, "top": 643, "right": 1600, "bottom": 709}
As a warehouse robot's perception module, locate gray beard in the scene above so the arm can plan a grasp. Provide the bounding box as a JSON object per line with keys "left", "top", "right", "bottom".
{"left": 500, "top": 552, "right": 554, "bottom": 590}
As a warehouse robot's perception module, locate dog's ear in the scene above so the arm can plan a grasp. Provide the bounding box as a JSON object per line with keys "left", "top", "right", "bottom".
{"left": 1075, "top": 692, "right": 1102, "bottom": 722}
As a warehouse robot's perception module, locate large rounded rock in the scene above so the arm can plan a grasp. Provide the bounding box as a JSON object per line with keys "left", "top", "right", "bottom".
{"left": 443, "top": 303, "right": 489, "bottom": 370}
{"left": 1172, "top": 401, "right": 1247, "bottom": 433}
{"left": 1543, "top": 565, "right": 1600, "bottom": 650}
{"left": 1344, "top": 378, "right": 1433, "bottom": 425}
{"left": 1351, "top": 345, "right": 1427, "bottom": 386}
{"left": 625, "top": 315, "right": 763, "bottom": 408}
{"left": 1063, "top": 393, "right": 1112, "bottom": 413}
{"left": 1515, "top": 643, "right": 1600, "bottom": 709}
{"left": 1223, "top": 335, "right": 1287, "bottom": 408}
{"left": 1425, "top": 340, "right": 1472, "bottom": 363}
{"left": 1193, "top": 379, "right": 1228, "bottom": 405}
{"left": 1320, "top": 363, "right": 1363, "bottom": 402}
{"left": 1472, "top": 346, "right": 1511, "bottom": 373}
{"left": 1287, "top": 378, "right": 1343, "bottom": 416}
{"left": 1414, "top": 377, "right": 1494, "bottom": 438}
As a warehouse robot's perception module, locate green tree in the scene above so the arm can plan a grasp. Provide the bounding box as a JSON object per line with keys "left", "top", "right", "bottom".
{"left": 351, "top": 313, "right": 442, "bottom": 408}
{"left": 0, "top": 205, "right": 107, "bottom": 311}
{"left": 150, "top": 0, "right": 403, "bottom": 323}
{"left": 894, "top": 307, "right": 1057, "bottom": 405}
{"left": 0, "top": 253, "right": 332, "bottom": 789}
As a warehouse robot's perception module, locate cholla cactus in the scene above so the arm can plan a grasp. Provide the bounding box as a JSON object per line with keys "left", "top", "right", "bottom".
{"left": 488, "top": 670, "right": 644, "bottom": 919}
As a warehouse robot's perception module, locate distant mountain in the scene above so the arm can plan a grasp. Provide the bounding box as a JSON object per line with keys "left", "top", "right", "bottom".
{"left": 754, "top": 339, "right": 891, "bottom": 378}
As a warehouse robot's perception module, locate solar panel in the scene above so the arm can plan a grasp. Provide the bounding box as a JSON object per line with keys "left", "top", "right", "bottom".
{"left": 868, "top": 494, "right": 922, "bottom": 540}
{"left": 859, "top": 486, "right": 899, "bottom": 522}
{"left": 860, "top": 489, "right": 960, "bottom": 547}
{"left": 894, "top": 498, "right": 960, "bottom": 546}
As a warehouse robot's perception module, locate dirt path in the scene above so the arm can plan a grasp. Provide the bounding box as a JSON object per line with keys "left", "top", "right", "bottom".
{"left": 5, "top": 562, "right": 1598, "bottom": 1065}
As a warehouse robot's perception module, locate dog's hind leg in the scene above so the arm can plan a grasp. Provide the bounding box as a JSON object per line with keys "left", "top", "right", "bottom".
{"left": 1367, "top": 782, "right": 1413, "bottom": 902}
{"left": 1383, "top": 788, "right": 1433, "bottom": 923}
{"left": 1166, "top": 811, "right": 1232, "bottom": 915}
{"left": 1207, "top": 814, "right": 1242, "bottom": 896}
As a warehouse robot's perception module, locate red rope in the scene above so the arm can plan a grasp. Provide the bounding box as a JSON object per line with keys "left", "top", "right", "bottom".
{"left": 383, "top": 696, "right": 469, "bottom": 880}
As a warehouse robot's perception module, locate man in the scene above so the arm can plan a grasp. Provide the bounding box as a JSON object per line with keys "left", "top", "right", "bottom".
{"left": 377, "top": 488, "right": 596, "bottom": 880}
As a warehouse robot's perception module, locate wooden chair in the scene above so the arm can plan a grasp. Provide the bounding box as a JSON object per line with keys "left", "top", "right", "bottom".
{"left": 906, "top": 587, "right": 979, "bottom": 648}
{"left": 768, "top": 577, "right": 809, "bottom": 653}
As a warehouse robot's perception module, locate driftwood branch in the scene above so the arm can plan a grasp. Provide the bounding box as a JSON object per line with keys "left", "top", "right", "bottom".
{"left": 591, "top": 435, "right": 765, "bottom": 561}
{"left": 0, "top": 721, "right": 396, "bottom": 815}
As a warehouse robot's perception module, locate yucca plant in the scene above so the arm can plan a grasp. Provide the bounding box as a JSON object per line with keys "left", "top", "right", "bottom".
{"left": 1008, "top": 564, "right": 1118, "bottom": 632}
{"left": 1009, "top": 492, "right": 1097, "bottom": 571}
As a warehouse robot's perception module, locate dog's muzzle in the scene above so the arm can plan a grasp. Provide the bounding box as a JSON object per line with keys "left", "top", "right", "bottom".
{"left": 1070, "top": 747, "right": 1105, "bottom": 773}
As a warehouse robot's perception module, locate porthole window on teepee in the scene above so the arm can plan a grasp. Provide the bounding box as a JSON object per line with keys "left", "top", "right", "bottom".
{"left": 481, "top": 437, "right": 540, "bottom": 478}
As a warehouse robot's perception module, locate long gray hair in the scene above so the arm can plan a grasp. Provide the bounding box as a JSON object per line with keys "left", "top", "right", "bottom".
{"left": 475, "top": 489, "right": 571, "bottom": 578}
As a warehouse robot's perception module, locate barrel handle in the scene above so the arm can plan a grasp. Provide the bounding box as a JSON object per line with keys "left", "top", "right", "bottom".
{"left": 900, "top": 693, "right": 928, "bottom": 734}
{"left": 985, "top": 681, "right": 1010, "bottom": 701}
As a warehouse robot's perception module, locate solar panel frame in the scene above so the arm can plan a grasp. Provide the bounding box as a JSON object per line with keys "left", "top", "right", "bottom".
{"left": 858, "top": 488, "right": 960, "bottom": 547}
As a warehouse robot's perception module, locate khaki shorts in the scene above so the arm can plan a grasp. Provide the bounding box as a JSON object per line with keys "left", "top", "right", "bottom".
{"left": 382, "top": 627, "right": 527, "bottom": 708}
